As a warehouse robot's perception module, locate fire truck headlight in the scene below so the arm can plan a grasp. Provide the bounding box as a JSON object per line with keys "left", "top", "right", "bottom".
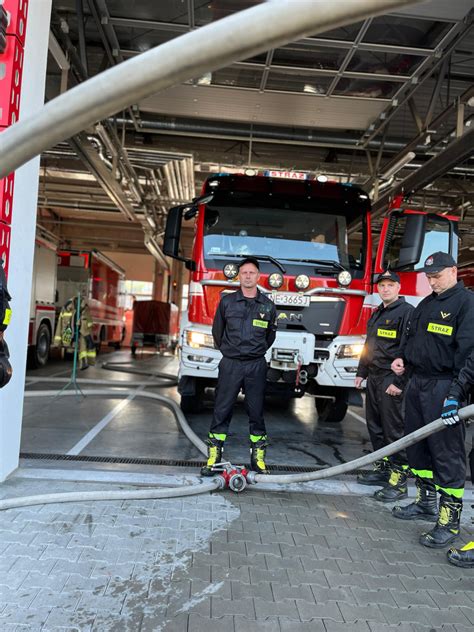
{"left": 186, "top": 330, "right": 215, "bottom": 349}
{"left": 295, "top": 274, "right": 310, "bottom": 290}
{"left": 223, "top": 263, "right": 238, "bottom": 279}
{"left": 269, "top": 273, "right": 283, "bottom": 289}
{"left": 337, "top": 270, "right": 352, "bottom": 286}
{"left": 336, "top": 343, "right": 364, "bottom": 359}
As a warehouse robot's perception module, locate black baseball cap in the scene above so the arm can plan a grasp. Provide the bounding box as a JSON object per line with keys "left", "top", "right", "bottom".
{"left": 419, "top": 251, "right": 456, "bottom": 273}
{"left": 238, "top": 257, "right": 260, "bottom": 270}
{"left": 376, "top": 270, "right": 400, "bottom": 284}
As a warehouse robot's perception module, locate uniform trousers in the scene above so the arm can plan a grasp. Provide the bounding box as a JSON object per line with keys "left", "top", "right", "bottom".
{"left": 405, "top": 374, "right": 466, "bottom": 492}
{"left": 210, "top": 356, "right": 267, "bottom": 437}
{"left": 365, "top": 369, "right": 407, "bottom": 465}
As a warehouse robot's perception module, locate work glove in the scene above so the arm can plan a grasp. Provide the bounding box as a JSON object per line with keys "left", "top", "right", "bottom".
{"left": 441, "top": 399, "right": 460, "bottom": 425}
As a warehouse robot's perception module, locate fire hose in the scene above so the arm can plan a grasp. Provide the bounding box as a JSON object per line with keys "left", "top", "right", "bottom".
{"left": 1, "top": 382, "right": 472, "bottom": 510}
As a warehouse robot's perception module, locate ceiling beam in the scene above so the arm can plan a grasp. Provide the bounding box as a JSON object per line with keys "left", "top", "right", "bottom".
{"left": 372, "top": 126, "right": 474, "bottom": 215}
{"left": 68, "top": 134, "right": 138, "bottom": 222}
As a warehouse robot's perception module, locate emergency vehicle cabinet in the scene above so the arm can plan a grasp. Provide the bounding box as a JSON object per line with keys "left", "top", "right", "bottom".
{"left": 164, "top": 174, "right": 458, "bottom": 421}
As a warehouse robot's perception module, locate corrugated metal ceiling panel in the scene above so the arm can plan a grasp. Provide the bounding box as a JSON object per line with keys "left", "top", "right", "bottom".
{"left": 139, "top": 85, "right": 386, "bottom": 130}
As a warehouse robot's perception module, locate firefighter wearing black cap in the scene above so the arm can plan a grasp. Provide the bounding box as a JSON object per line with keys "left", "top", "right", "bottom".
{"left": 355, "top": 270, "right": 413, "bottom": 501}
{"left": 441, "top": 349, "right": 474, "bottom": 568}
{"left": 201, "top": 257, "right": 277, "bottom": 476}
{"left": 0, "top": 258, "right": 13, "bottom": 389}
{"left": 391, "top": 252, "right": 474, "bottom": 548}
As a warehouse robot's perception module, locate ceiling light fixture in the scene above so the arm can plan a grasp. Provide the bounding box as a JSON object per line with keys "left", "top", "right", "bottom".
{"left": 197, "top": 72, "right": 212, "bottom": 86}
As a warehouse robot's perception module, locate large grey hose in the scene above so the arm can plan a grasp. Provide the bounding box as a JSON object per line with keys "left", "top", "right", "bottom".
{"left": 27, "top": 377, "right": 177, "bottom": 388}
{"left": 0, "top": 478, "right": 222, "bottom": 510}
{"left": 23, "top": 388, "right": 207, "bottom": 456}
{"left": 101, "top": 361, "right": 178, "bottom": 385}
{"left": 9, "top": 389, "right": 471, "bottom": 510}
{"left": 0, "top": 0, "right": 419, "bottom": 179}
{"left": 251, "top": 404, "right": 474, "bottom": 484}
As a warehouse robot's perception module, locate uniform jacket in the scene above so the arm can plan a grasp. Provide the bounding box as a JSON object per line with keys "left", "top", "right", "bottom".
{"left": 54, "top": 296, "right": 93, "bottom": 347}
{"left": 448, "top": 349, "right": 474, "bottom": 402}
{"left": 403, "top": 281, "right": 474, "bottom": 379}
{"left": 0, "top": 260, "right": 11, "bottom": 333}
{"left": 356, "top": 297, "right": 413, "bottom": 388}
{"left": 212, "top": 289, "right": 277, "bottom": 360}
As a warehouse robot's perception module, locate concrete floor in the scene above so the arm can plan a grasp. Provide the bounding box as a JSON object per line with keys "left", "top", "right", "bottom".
{"left": 0, "top": 349, "right": 471, "bottom": 630}
{"left": 22, "top": 349, "right": 379, "bottom": 470}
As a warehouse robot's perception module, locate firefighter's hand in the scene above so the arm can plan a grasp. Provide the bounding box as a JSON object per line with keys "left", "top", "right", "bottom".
{"left": 391, "top": 358, "right": 405, "bottom": 376}
{"left": 386, "top": 384, "right": 402, "bottom": 397}
{"left": 354, "top": 377, "right": 364, "bottom": 389}
{"left": 441, "top": 399, "right": 460, "bottom": 425}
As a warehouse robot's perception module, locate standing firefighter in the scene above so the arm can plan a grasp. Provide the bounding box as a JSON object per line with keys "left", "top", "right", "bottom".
{"left": 54, "top": 295, "right": 96, "bottom": 370}
{"left": 391, "top": 252, "right": 474, "bottom": 548}
{"left": 355, "top": 270, "right": 413, "bottom": 501}
{"left": 441, "top": 350, "right": 474, "bottom": 568}
{"left": 201, "top": 257, "right": 277, "bottom": 476}
{"left": 0, "top": 258, "right": 13, "bottom": 389}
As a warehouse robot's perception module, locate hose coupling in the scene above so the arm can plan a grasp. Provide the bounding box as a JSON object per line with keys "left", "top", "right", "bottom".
{"left": 211, "top": 462, "right": 249, "bottom": 493}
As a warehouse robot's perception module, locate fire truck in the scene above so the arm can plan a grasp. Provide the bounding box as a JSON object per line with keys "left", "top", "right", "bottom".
{"left": 164, "top": 174, "right": 458, "bottom": 421}
{"left": 28, "top": 230, "right": 58, "bottom": 367}
{"left": 56, "top": 249, "right": 125, "bottom": 351}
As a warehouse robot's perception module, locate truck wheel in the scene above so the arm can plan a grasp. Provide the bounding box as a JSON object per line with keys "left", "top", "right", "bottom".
{"left": 315, "top": 397, "right": 347, "bottom": 423}
{"left": 96, "top": 327, "right": 106, "bottom": 355}
{"left": 180, "top": 381, "right": 205, "bottom": 414}
{"left": 180, "top": 394, "right": 201, "bottom": 414}
{"left": 28, "top": 323, "right": 51, "bottom": 368}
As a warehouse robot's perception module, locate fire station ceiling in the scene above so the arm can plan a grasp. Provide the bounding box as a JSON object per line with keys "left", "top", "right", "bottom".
{"left": 40, "top": 0, "right": 474, "bottom": 265}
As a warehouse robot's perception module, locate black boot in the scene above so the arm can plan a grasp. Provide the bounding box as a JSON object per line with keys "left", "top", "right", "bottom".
{"left": 357, "top": 460, "right": 389, "bottom": 486}
{"left": 373, "top": 466, "right": 408, "bottom": 502}
{"left": 200, "top": 435, "right": 225, "bottom": 477}
{"left": 447, "top": 541, "right": 474, "bottom": 568}
{"left": 419, "top": 496, "right": 462, "bottom": 548}
{"left": 250, "top": 436, "right": 269, "bottom": 474}
{"left": 392, "top": 478, "right": 437, "bottom": 520}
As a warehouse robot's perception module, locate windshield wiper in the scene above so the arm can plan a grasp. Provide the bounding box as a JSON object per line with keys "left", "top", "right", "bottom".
{"left": 207, "top": 253, "right": 286, "bottom": 273}
{"left": 283, "top": 258, "right": 346, "bottom": 272}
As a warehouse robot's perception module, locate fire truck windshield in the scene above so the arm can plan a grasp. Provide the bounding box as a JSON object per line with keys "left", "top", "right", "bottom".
{"left": 203, "top": 204, "right": 366, "bottom": 275}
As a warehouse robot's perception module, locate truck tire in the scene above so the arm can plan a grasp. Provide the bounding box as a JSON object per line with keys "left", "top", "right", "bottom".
{"left": 315, "top": 396, "right": 347, "bottom": 423}
{"left": 29, "top": 322, "right": 51, "bottom": 368}
{"left": 96, "top": 327, "right": 106, "bottom": 355}
{"left": 179, "top": 381, "right": 205, "bottom": 414}
{"left": 180, "top": 394, "right": 202, "bottom": 414}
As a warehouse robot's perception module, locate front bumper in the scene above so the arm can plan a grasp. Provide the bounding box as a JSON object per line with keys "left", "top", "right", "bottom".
{"left": 179, "top": 326, "right": 315, "bottom": 379}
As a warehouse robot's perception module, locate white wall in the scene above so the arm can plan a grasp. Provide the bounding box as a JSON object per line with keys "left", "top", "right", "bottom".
{"left": 102, "top": 251, "right": 155, "bottom": 282}
{"left": 0, "top": 0, "right": 53, "bottom": 482}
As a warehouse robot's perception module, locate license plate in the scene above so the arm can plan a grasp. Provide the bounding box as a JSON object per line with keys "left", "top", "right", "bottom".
{"left": 269, "top": 293, "right": 310, "bottom": 307}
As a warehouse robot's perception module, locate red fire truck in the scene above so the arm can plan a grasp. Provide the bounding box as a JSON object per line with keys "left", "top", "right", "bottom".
{"left": 56, "top": 249, "right": 125, "bottom": 350}
{"left": 28, "top": 231, "right": 58, "bottom": 367}
{"left": 164, "top": 174, "right": 458, "bottom": 421}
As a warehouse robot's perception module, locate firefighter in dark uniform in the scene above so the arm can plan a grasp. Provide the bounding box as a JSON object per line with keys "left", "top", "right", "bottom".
{"left": 201, "top": 257, "right": 277, "bottom": 476}
{"left": 0, "top": 258, "right": 13, "bottom": 389}
{"left": 391, "top": 252, "right": 474, "bottom": 548}
{"left": 441, "top": 349, "right": 474, "bottom": 568}
{"left": 355, "top": 270, "right": 414, "bottom": 501}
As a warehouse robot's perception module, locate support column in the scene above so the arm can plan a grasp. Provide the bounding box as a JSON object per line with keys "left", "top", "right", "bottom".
{"left": 153, "top": 260, "right": 168, "bottom": 302}
{"left": 0, "top": 0, "right": 52, "bottom": 481}
{"left": 171, "top": 259, "right": 185, "bottom": 311}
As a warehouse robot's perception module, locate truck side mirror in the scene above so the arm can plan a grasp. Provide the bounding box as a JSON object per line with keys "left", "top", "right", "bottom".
{"left": 163, "top": 206, "right": 184, "bottom": 258}
{"left": 396, "top": 213, "right": 426, "bottom": 269}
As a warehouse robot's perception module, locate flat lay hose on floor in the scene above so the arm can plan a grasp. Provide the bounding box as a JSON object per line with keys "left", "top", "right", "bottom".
{"left": 101, "top": 361, "right": 178, "bottom": 385}
{"left": 2, "top": 383, "right": 472, "bottom": 510}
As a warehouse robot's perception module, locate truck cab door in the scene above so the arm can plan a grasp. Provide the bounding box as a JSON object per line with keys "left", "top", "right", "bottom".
{"left": 374, "top": 208, "right": 459, "bottom": 302}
